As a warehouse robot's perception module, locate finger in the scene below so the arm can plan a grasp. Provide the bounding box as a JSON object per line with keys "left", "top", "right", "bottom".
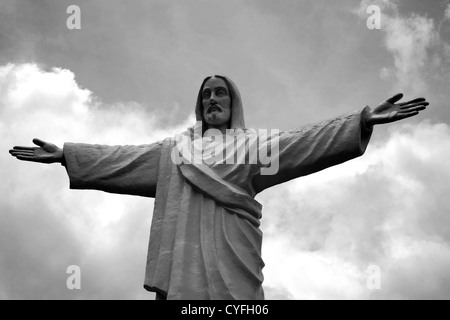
{"left": 32, "top": 138, "right": 47, "bottom": 147}
{"left": 387, "top": 93, "right": 404, "bottom": 104}
{"left": 399, "top": 105, "right": 427, "bottom": 113}
{"left": 399, "top": 97, "right": 426, "bottom": 106}
{"left": 396, "top": 111, "right": 419, "bottom": 120}
{"left": 400, "top": 101, "right": 429, "bottom": 109}
{"left": 10, "top": 150, "right": 35, "bottom": 156}
{"left": 12, "top": 146, "right": 36, "bottom": 151}
{"left": 10, "top": 148, "right": 35, "bottom": 154}
{"left": 16, "top": 155, "right": 40, "bottom": 162}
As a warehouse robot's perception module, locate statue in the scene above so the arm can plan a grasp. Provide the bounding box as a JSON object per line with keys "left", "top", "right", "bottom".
{"left": 9, "top": 75, "right": 428, "bottom": 300}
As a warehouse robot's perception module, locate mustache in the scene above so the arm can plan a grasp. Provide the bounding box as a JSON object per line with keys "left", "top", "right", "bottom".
{"left": 207, "top": 104, "right": 223, "bottom": 113}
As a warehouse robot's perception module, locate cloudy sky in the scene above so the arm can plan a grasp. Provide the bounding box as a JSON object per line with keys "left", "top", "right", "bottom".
{"left": 1, "top": 0, "right": 450, "bottom": 300}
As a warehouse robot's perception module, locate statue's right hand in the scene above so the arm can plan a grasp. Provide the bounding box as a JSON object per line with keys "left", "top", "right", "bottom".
{"left": 9, "top": 138, "right": 63, "bottom": 164}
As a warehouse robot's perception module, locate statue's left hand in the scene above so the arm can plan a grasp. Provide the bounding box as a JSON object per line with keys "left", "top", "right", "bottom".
{"left": 366, "top": 93, "right": 429, "bottom": 126}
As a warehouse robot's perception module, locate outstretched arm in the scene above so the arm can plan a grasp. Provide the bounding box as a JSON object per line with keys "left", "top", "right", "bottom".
{"left": 9, "top": 139, "right": 162, "bottom": 198}
{"left": 252, "top": 94, "right": 429, "bottom": 193}
{"left": 62, "top": 142, "right": 161, "bottom": 197}
{"left": 252, "top": 107, "right": 373, "bottom": 193}
{"left": 365, "top": 93, "right": 428, "bottom": 126}
{"left": 9, "top": 138, "right": 63, "bottom": 164}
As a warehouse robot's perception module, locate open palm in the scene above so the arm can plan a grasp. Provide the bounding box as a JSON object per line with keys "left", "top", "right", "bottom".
{"left": 9, "top": 138, "right": 63, "bottom": 164}
{"left": 368, "top": 93, "right": 429, "bottom": 126}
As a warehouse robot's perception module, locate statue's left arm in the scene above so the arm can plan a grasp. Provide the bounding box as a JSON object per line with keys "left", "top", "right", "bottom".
{"left": 252, "top": 94, "right": 428, "bottom": 193}
{"left": 252, "top": 106, "right": 373, "bottom": 193}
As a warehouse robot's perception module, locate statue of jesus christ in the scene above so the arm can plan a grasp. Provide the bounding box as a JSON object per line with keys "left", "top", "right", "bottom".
{"left": 9, "top": 75, "right": 428, "bottom": 300}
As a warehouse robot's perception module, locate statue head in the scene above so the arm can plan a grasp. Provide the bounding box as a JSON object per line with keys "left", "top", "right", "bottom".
{"left": 201, "top": 77, "right": 232, "bottom": 131}
{"left": 195, "top": 75, "right": 246, "bottom": 134}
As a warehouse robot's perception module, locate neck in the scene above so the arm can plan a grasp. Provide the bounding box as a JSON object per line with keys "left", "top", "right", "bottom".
{"left": 205, "top": 124, "right": 228, "bottom": 136}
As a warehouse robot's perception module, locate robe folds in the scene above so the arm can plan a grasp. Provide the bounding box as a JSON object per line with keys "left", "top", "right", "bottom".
{"left": 63, "top": 106, "right": 373, "bottom": 300}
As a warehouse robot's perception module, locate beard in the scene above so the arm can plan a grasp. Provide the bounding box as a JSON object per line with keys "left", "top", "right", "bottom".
{"left": 204, "top": 110, "right": 230, "bottom": 128}
{"left": 210, "top": 112, "right": 220, "bottom": 121}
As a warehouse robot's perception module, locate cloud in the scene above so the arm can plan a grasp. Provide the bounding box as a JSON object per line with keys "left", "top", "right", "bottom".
{"left": 0, "top": 63, "right": 194, "bottom": 299}
{"left": 1, "top": 0, "right": 449, "bottom": 301}
{"left": 383, "top": 14, "right": 437, "bottom": 93}
{"left": 354, "top": 0, "right": 449, "bottom": 95}
{"left": 1, "top": 61, "right": 449, "bottom": 300}
{"left": 260, "top": 120, "right": 450, "bottom": 299}
{"left": 353, "top": 0, "right": 398, "bottom": 15}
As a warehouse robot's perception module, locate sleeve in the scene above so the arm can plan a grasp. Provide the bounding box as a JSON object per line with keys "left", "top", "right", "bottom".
{"left": 62, "top": 141, "right": 162, "bottom": 198}
{"left": 252, "top": 106, "right": 373, "bottom": 194}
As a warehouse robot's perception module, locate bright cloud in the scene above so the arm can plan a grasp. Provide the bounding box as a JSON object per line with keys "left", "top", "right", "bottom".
{"left": 354, "top": 0, "right": 448, "bottom": 95}
{"left": 0, "top": 63, "right": 194, "bottom": 299}
{"left": 261, "top": 120, "right": 450, "bottom": 299}
{"left": 1, "top": 61, "right": 449, "bottom": 300}
{"left": 383, "top": 14, "right": 437, "bottom": 93}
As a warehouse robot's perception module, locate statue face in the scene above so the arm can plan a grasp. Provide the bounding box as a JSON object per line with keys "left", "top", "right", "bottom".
{"left": 202, "top": 77, "right": 231, "bottom": 129}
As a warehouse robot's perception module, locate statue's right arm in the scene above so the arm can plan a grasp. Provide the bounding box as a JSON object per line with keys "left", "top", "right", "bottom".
{"left": 9, "top": 138, "right": 63, "bottom": 164}
{"left": 9, "top": 138, "right": 162, "bottom": 198}
{"left": 61, "top": 141, "right": 161, "bottom": 198}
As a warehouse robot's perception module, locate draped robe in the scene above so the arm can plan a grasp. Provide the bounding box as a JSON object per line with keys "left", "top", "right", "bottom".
{"left": 62, "top": 106, "right": 372, "bottom": 299}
